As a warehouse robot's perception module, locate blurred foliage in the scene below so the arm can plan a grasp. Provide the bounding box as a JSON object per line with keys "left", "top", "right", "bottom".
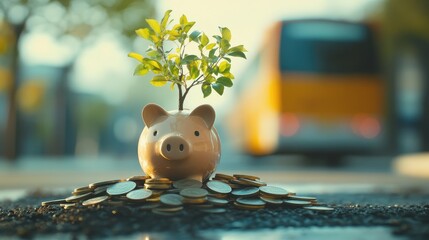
{"left": 129, "top": 10, "right": 247, "bottom": 110}
{"left": 0, "top": 0, "right": 155, "bottom": 43}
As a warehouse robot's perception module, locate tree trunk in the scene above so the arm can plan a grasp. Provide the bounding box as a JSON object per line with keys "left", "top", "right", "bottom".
{"left": 4, "top": 23, "right": 24, "bottom": 160}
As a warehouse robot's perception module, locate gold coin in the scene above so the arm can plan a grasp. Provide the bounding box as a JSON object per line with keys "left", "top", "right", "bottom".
{"left": 65, "top": 192, "right": 93, "bottom": 202}
{"left": 82, "top": 195, "right": 109, "bottom": 206}
{"left": 41, "top": 199, "right": 67, "bottom": 206}
{"left": 173, "top": 179, "right": 203, "bottom": 189}
{"left": 89, "top": 179, "right": 122, "bottom": 189}
{"left": 304, "top": 206, "right": 334, "bottom": 211}
{"left": 283, "top": 200, "right": 312, "bottom": 207}
{"left": 228, "top": 183, "right": 244, "bottom": 189}
{"left": 229, "top": 178, "right": 249, "bottom": 186}
{"left": 260, "top": 196, "right": 283, "bottom": 205}
{"left": 180, "top": 188, "right": 208, "bottom": 198}
{"left": 146, "top": 178, "right": 172, "bottom": 184}
{"left": 72, "top": 186, "right": 92, "bottom": 195}
{"left": 126, "top": 189, "right": 152, "bottom": 201}
{"left": 207, "top": 197, "right": 229, "bottom": 206}
{"left": 206, "top": 180, "right": 232, "bottom": 194}
{"left": 236, "top": 197, "right": 266, "bottom": 207}
{"left": 160, "top": 194, "right": 184, "bottom": 206}
{"left": 233, "top": 202, "right": 264, "bottom": 210}
{"left": 182, "top": 197, "right": 207, "bottom": 204}
{"left": 146, "top": 196, "right": 161, "bottom": 202}
{"left": 287, "top": 195, "right": 317, "bottom": 202}
{"left": 233, "top": 174, "right": 260, "bottom": 181}
{"left": 208, "top": 193, "right": 228, "bottom": 199}
{"left": 231, "top": 187, "right": 259, "bottom": 197}
{"left": 214, "top": 173, "right": 234, "bottom": 180}
{"left": 236, "top": 178, "right": 267, "bottom": 187}
{"left": 107, "top": 181, "right": 137, "bottom": 195}
{"left": 144, "top": 183, "right": 172, "bottom": 190}
{"left": 259, "top": 186, "right": 288, "bottom": 197}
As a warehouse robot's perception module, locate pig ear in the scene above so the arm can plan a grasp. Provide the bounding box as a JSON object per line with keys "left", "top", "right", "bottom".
{"left": 142, "top": 104, "right": 168, "bottom": 127}
{"left": 190, "top": 104, "right": 215, "bottom": 129}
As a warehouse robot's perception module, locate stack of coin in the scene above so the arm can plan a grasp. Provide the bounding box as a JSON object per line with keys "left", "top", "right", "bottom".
{"left": 41, "top": 173, "right": 334, "bottom": 214}
{"left": 179, "top": 188, "right": 208, "bottom": 204}
{"left": 144, "top": 178, "right": 172, "bottom": 190}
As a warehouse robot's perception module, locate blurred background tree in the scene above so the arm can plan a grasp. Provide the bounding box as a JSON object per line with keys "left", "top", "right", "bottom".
{"left": 0, "top": 0, "right": 155, "bottom": 159}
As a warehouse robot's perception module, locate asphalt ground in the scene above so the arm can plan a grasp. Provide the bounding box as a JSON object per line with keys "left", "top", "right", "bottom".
{"left": 1, "top": 190, "right": 428, "bottom": 239}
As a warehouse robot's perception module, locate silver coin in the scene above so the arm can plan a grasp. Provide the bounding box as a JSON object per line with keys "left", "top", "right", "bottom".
{"left": 284, "top": 200, "right": 312, "bottom": 207}
{"left": 107, "top": 181, "right": 137, "bottom": 195}
{"left": 65, "top": 192, "right": 93, "bottom": 202}
{"left": 260, "top": 196, "right": 283, "bottom": 205}
{"left": 259, "top": 186, "right": 288, "bottom": 197}
{"left": 287, "top": 195, "right": 317, "bottom": 202}
{"left": 206, "top": 180, "right": 232, "bottom": 194}
{"left": 89, "top": 179, "right": 122, "bottom": 189}
{"left": 173, "top": 179, "right": 203, "bottom": 189}
{"left": 236, "top": 197, "right": 266, "bottom": 206}
{"left": 160, "top": 194, "right": 184, "bottom": 206}
{"left": 179, "top": 188, "right": 208, "bottom": 198}
{"left": 231, "top": 187, "right": 259, "bottom": 197}
{"left": 82, "top": 195, "right": 109, "bottom": 206}
{"left": 126, "top": 189, "right": 152, "bottom": 201}
{"left": 207, "top": 196, "right": 229, "bottom": 206}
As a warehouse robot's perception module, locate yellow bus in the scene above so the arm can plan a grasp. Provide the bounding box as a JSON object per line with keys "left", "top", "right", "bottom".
{"left": 228, "top": 19, "right": 386, "bottom": 157}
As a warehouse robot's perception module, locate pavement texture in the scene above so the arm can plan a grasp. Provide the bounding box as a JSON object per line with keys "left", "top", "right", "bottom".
{"left": 1, "top": 191, "right": 428, "bottom": 239}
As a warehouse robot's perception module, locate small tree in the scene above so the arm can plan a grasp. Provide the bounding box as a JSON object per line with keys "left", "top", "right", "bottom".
{"left": 128, "top": 10, "right": 247, "bottom": 110}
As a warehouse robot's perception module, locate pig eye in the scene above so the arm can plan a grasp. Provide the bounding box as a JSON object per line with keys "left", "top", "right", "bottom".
{"left": 194, "top": 131, "right": 200, "bottom": 136}
{"left": 153, "top": 131, "right": 158, "bottom": 136}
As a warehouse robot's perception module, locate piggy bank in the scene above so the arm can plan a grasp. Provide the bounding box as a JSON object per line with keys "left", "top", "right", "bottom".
{"left": 138, "top": 103, "right": 221, "bottom": 181}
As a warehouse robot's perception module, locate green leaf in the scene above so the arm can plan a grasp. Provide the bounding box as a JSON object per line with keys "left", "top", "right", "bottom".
{"left": 150, "top": 75, "right": 167, "bottom": 87}
{"left": 227, "top": 51, "right": 247, "bottom": 59}
{"left": 205, "top": 43, "right": 216, "bottom": 50}
{"left": 189, "top": 30, "right": 201, "bottom": 42}
{"left": 218, "top": 61, "right": 231, "bottom": 73}
{"left": 202, "top": 83, "right": 212, "bottom": 97}
{"left": 213, "top": 35, "right": 222, "bottom": 43}
{"left": 183, "top": 22, "right": 195, "bottom": 33}
{"left": 212, "top": 83, "right": 224, "bottom": 95}
{"left": 182, "top": 55, "right": 199, "bottom": 64}
{"left": 134, "top": 64, "right": 149, "bottom": 76}
{"left": 209, "top": 48, "right": 217, "bottom": 58}
{"left": 200, "top": 33, "right": 209, "bottom": 46}
{"left": 222, "top": 72, "right": 235, "bottom": 79}
{"left": 228, "top": 45, "right": 247, "bottom": 53}
{"left": 146, "top": 50, "right": 159, "bottom": 58}
{"left": 220, "top": 27, "right": 231, "bottom": 41}
{"left": 146, "top": 19, "right": 161, "bottom": 34}
{"left": 217, "top": 77, "right": 233, "bottom": 87}
{"left": 128, "top": 52, "right": 144, "bottom": 62}
{"left": 135, "top": 28, "right": 151, "bottom": 40}
{"left": 161, "top": 10, "right": 172, "bottom": 29}
{"left": 144, "top": 59, "right": 162, "bottom": 71}
{"left": 220, "top": 39, "right": 231, "bottom": 52}
{"left": 180, "top": 14, "right": 188, "bottom": 25}
{"left": 206, "top": 75, "right": 216, "bottom": 83}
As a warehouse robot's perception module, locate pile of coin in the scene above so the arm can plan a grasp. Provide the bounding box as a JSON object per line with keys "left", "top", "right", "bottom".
{"left": 41, "top": 173, "right": 334, "bottom": 215}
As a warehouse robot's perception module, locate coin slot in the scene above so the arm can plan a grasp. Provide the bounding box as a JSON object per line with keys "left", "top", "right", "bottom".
{"left": 179, "top": 144, "right": 184, "bottom": 152}
{"left": 194, "top": 131, "right": 200, "bottom": 136}
{"left": 166, "top": 144, "right": 171, "bottom": 151}
{"left": 153, "top": 130, "right": 158, "bottom": 136}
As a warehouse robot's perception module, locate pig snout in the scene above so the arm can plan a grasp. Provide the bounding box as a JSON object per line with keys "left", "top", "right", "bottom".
{"left": 159, "top": 135, "right": 190, "bottom": 161}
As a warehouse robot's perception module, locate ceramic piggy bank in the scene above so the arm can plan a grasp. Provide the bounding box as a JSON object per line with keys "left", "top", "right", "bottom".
{"left": 138, "top": 104, "right": 221, "bottom": 181}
